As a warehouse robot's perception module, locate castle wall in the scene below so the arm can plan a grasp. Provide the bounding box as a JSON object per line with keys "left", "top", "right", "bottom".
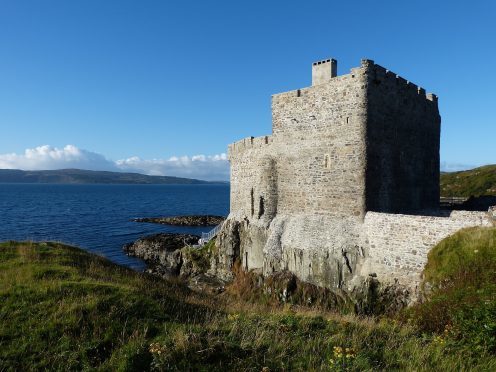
{"left": 229, "top": 67, "right": 371, "bottom": 222}
{"left": 228, "top": 135, "right": 274, "bottom": 218}
{"left": 362, "top": 211, "right": 492, "bottom": 288}
{"left": 364, "top": 61, "right": 441, "bottom": 213}
{"left": 270, "top": 68, "right": 368, "bottom": 218}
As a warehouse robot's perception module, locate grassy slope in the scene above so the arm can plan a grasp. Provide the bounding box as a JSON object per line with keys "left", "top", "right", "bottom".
{"left": 1, "top": 241, "right": 496, "bottom": 371}
{"left": 440, "top": 164, "right": 496, "bottom": 197}
{"left": 406, "top": 227, "right": 496, "bottom": 352}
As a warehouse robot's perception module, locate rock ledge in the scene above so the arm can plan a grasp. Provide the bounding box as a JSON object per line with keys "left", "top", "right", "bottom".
{"left": 132, "top": 215, "right": 225, "bottom": 226}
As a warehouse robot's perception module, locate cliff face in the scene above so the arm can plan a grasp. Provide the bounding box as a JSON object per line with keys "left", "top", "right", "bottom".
{"left": 210, "top": 213, "right": 371, "bottom": 307}
{"left": 211, "top": 210, "right": 493, "bottom": 307}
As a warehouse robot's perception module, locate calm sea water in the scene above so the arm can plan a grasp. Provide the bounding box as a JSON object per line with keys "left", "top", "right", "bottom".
{"left": 0, "top": 184, "right": 230, "bottom": 270}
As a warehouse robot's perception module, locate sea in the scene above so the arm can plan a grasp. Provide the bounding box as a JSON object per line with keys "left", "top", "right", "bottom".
{"left": 0, "top": 184, "right": 230, "bottom": 271}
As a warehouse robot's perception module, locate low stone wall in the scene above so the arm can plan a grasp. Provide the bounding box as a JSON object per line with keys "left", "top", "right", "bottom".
{"left": 361, "top": 211, "right": 492, "bottom": 289}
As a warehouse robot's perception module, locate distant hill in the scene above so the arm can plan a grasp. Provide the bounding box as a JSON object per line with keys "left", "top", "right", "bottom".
{"left": 0, "top": 169, "right": 219, "bottom": 185}
{"left": 440, "top": 164, "right": 496, "bottom": 197}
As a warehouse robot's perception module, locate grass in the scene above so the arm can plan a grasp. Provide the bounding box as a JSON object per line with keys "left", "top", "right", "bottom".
{"left": 181, "top": 239, "right": 217, "bottom": 274}
{"left": 440, "top": 164, "right": 496, "bottom": 197}
{"left": 404, "top": 227, "right": 496, "bottom": 355}
{"left": 422, "top": 227, "right": 496, "bottom": 286}
{"left": 1, "top": 240, "right": 496, "bottom": 370}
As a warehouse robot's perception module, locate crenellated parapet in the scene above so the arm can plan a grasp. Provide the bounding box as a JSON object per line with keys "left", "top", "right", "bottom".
{"left": 362, "top": 59, "right": 438, "bottom": 105}
{"left": 228, "top": 135, "right": 273, "bottom": 160}
{"left": 272, "top": 59, "right": 438, "bottom": 121}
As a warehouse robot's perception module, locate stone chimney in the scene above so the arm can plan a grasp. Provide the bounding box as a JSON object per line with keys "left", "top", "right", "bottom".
{"left": 312, "top": 58, "right": 337, "bottom": 86}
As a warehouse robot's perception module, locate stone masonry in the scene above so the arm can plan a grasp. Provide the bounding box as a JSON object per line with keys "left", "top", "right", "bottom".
{"left": 361, "top": 211, "right": 492, "bottom": 287}
{"left": 214, "top": 58, "right": 492, "bottom": 301}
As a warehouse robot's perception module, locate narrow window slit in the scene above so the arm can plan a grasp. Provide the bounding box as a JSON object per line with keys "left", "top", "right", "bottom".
{"left": 324, "top": 154, "right": 331, "bottom": 169}
{"left": 258, "top": 196, "right": 265, "bottom": 218}
{"left": 250, "top": 188, "right": 254, "bottom": 217}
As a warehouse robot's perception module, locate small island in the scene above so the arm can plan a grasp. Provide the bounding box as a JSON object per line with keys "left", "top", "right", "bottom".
{"left": 132, "top": 215, "right": 225, "bottom": 226}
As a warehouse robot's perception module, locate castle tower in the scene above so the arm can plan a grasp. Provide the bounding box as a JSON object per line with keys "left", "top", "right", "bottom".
{"left": 228, "top": 58, "right": 440, "bottom": 221}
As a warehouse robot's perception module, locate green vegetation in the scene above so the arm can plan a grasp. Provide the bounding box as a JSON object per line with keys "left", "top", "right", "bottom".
{"left": 405, "top": 227, "right": 496, "bottom": 355}
{"left": 440, "top": 164, "right": 496, "bottom": 197}
{"left": 1, "top": 239, "right": 496, "bottom": 370}
{"left": 181, "top": 239, "right": 217, "bottom": 274}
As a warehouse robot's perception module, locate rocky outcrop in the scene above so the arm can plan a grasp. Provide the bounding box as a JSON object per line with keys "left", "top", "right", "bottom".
{"left": 124, "top": 233, "right": 199, "bottom": 276}
{"left": 210, "top": 213, "right": 378, "bottom": 310}
{"left": 124, "top": 233, "right": 226, "bottom": 293}
{"left": 213, "top": 213, "right": 366, "bottom": 292}
{"left": 208, "top": 218, "right": 241, "bottom": 281}
{"left": 132, "top": 215, "right": 225, "bottom": 226}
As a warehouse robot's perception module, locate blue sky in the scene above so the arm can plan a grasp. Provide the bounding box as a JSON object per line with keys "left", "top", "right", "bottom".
{"left": 0, "top": 0, "right": 494, "bottom": 180}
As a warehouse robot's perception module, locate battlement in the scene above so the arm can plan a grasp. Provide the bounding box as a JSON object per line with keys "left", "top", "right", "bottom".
{"left": 275, "top": 59, "right": 438, "bottom": 105}
{"left": 365, "top": 61, "right": 438, "bottom": 104}
{"left": 228, "top": 135, "right": 273, "bottom": 159}
{"left": 272, "top": 72, "right": 361, "bottom": 101}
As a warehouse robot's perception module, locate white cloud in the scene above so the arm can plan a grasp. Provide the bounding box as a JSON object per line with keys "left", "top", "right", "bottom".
{"left": 0, "top": 145, "right": 117, "bottom": 171}
{"left": 115, "top": 153, "right": 229, "bottom": 181}
{"left": 0, "top": 145, "right": 229, "bottom": 181}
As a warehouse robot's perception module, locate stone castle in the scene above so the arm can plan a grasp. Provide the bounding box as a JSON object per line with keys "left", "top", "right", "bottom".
{"left": 213, "top": 58, "right": 492, "bottom": 301}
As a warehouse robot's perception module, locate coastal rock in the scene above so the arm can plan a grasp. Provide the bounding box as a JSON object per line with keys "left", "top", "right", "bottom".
{"left": 123, "top": 233, "right": 226, "bottom": 292}
{"left": 132, "top": 215, "right": 225, "bottom": 226}
{"left": 124, "top": 233, "right": 199, "bottom": 276}
{"left": 208, "top": 218, "right": 241, "bottom": 281}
